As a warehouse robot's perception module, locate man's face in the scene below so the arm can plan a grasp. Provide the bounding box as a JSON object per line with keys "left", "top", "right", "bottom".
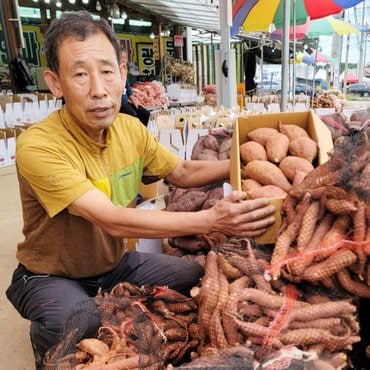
{"left": 45, "top": 32, "right": 126, "bottom": 141}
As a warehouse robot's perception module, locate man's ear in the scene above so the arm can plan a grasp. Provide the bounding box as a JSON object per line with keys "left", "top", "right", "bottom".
{"left": 43, "top": 69, "right": 63, "bottom": 98}
{"left": 119, "top": 61, "right": 127, "bottom": 90}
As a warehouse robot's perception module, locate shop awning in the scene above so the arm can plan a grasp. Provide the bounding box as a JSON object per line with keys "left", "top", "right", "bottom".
{"left": 125, "top": 0, "right": 220, "bottom": 32}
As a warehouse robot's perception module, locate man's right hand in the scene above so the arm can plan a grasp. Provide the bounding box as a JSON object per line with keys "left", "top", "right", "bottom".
{"left": 208, "top": 191, "right": 276, "bottom": 238}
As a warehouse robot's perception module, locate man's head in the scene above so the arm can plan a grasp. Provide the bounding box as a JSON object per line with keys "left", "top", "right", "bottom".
{"left": 43, "top": 11, "right": 120, "bottom": 74}
{"left": 42, "top": 11, "right": 127, "bottom": 142}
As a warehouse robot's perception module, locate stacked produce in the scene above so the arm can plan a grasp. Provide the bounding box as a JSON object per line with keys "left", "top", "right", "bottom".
{"left": 202, "top": 85, "right": 217, "bottom": 106}
{"left": 240, "top": 122, "right": 318, "bottom": 200}
{"left": 313, "top": 92, "right": 344, "bottom": 112}
{"left": 318, "top": 112, "right": 350, "bottom": 142}
{"left": 131, "top": 81, "right": 168, "bottom": 108}
{"left": 165, "top": 130, "right": 233, "bottom": 265}
{"left": 319, "top": 111, "right": 370, "bottom": 144}
{"left": 266, "top": 129, "right": 370, "bottom": 301}
{"left": 44, "top": 283, "right": 200, "bottom": 369}
{"left": 182, "top": 241, "right": 358, "bottom": 369}
{"left": 165, "top": 59, "right": 194, "bottom": 84}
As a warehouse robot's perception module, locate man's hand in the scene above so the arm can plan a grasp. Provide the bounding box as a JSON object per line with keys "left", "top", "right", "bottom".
{"left": 208, "top": 191, "right": 276, "bottom": 238}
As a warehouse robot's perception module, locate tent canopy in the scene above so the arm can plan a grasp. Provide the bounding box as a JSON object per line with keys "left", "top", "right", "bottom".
{"left": 340, "top": 71, "right": 359, "bottom": 83}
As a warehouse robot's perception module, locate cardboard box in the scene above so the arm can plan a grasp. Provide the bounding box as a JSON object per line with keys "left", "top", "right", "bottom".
{"left": 0, "top": 130, "right": 8, "bottom": 168}
{"left": 230, "top": 110, "right": 334, "bottom": 244}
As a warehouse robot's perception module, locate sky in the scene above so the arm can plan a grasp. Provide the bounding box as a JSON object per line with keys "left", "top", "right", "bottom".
{"left": 319, "top": 0, "right": 370, "bottom": 64}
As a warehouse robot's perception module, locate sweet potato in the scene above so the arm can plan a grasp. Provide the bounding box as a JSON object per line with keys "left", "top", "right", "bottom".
{"left": 218, "top": 138, "right": 232, "bottom": 160}
{"left": 289, "top": 136, "right": 318, "bottom": 163}
{"left": 77, "top": 338, "right": 110, "bottom": 356}
{"left": 269, "top": 193, "right": 311, "bottom": 280}
{"left": 191, "top": 136, "right": 205, "bottom": 160}
{"left": 241, "top": 179, "right": 262, "bottom": 192}
{"left": 203, "top": 134, "right": 220, "bottom": 151}
{"left": 279, "top": 156, "right": 314, "bottom": 182}
{"left": 320, "top": 114, "right": 349, "bottom": 134}
{"left": 278, "top": 122, "right": 309, "bottom": 141}
{"left": 240, "top": 141, "right": 267, "bottom": 163}
{"left": 302, "top": 249, "right": 357, "bottom": 282}
{"left": 243, "top": 160, "right": 292, "bottom": 192}
{"left": 350, "top": 112, "right": 364, "bottom": 122}
{"left": 246, "top": 185, "right": 287, "bottom": 200}
{"left": 292, "top": 170, "right": 308, "bottom": 186}
{"left": 198, "top": 148, "right": 219, "bottom": 161}
{"left": 247, "top": 127, "right": 279, "bottom": 146}
{"left": 265, "top": 132, "right": 289, "bottom": 163}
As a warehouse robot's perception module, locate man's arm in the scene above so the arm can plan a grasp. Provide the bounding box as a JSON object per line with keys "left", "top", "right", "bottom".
{"left": 69, "top": 187, "right": 276, "bottom": 240}
{"left": 165, "top": 159, "right": 230, "bottom": 188}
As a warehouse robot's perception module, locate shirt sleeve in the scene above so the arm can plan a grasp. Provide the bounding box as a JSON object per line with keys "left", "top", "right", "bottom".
{"left": 16, "top": 131, "right": 94, "bottom": 218}
{"left": 138, "top": 123, "right": 180, "bottom": 178}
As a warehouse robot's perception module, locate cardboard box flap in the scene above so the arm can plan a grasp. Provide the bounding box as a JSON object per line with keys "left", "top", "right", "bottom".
{"left": 230, "top": 123, "right": 241, "bottom": 191}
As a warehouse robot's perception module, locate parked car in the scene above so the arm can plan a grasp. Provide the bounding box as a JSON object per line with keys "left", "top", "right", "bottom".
{"left": 256, "top": 80, "right": 282, "bottom": 95}
{"left": 295, "top": 83, "right": 313, "bottom": 96}
{"left": 256, "top": 81, "right": 313, "bottom": 96}
{"left": 345, "top": 83, "right": 370, "bottom": 97}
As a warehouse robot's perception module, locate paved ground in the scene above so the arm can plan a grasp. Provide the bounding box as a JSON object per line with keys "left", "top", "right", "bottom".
{"left": 0, "top": 165, "right": 34, "bottom": 370}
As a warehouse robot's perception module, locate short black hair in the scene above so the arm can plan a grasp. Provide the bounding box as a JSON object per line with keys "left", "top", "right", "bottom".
{"left": 43, "top": 10, "right": 120, "bottom": 73}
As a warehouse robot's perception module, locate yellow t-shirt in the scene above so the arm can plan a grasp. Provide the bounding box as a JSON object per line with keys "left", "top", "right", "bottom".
{"left": 16, "top": 106, "right": 179, "bottom": 278}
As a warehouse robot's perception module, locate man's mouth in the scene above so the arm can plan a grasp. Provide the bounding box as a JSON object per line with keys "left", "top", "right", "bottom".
{"left": 90, "top": 106, "right": 110, "bottom": 113}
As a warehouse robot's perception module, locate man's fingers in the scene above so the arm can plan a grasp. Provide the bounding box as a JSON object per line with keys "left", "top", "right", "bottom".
{"left": 242, "top": 215, "right": 276, "bottom": 231}
{"left": 242, "top": 204, "right": 276, "bottom": 222}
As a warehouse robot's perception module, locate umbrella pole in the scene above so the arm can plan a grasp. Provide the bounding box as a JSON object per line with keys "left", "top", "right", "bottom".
{"left": 343, "top": 33, "right": 350, "bottom": 96}
{"left": 292, "top": 0, "right": 296, "bottom": 108}
{"left": 311, "top": 37, "right": 319, "bottom": 110}
{"left": 281, "top": 0, "right": 290, "bottom": 112}
{"left": 358, "top": 0, "right": 365, "bottom": 83}
{"left": 260, "top": 35, "right": 264, "bottom": 92}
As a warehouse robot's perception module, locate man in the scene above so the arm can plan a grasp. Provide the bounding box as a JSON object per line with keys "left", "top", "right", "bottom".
{"left": 6, "top": 11, "right": 275, "bottom": 369}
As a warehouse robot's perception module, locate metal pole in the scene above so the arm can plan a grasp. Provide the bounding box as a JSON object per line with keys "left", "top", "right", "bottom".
{"left": 292, "top": 0, "right": 296, "bottom": 106}
{"left": 185, "top": 27, "right": 193, "bottom": 64}
{"left": 218, "top": 0, "right": 237, "bottom": 108}
{"left": 260, "top": 35, "right": 264, "bottom": 86}
{"left": 343, "top": 33, "right": 350, "bottom": 95}
{"left": 311, "top": 38, "right": 319, "bottom": 110}
{"left": 357, "top": 1, "right": 366, "bottom": 82}
{"left": 281, "top": 0, "right": 290, "bottom": 112}
{"left": 364, "top": 33, "right": 368, "bottom": 77}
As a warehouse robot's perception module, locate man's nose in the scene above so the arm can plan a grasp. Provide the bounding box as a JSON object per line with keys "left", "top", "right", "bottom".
{"left": 90, "top": 74, "right": 107, "bottom": 98}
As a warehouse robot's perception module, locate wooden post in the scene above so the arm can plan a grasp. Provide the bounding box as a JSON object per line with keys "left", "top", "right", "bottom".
{"left": 0, "top": 0, "right": 24, "bottom": 92}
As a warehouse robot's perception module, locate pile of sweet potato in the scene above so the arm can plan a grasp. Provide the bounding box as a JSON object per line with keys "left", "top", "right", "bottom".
{"left": 319, "top": 110, "right": 370, "bottom": 144}
{"left": 164, "top": 131, "right": 232, "bottom": 263}
{"left": 266, "top": 130, "right": 370, "bottom": 300}
{"left": 189, "top": 242, "right": 358, "bottom": 369}
{"left": 191, "top": 130, "right": 232, "bottom": 161}
{"left": 44, "top": 284, "right": 200, "bottom": 369}
{"left": 240, "top": 122, "right": 318, "bottom": 200}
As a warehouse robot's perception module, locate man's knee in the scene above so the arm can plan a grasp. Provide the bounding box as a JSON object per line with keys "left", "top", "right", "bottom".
{"left": 30, "top": 299, "right": 101, "bottom": 367}
{"left": 30, "top": 320, "right": 62, "bottom": 366}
